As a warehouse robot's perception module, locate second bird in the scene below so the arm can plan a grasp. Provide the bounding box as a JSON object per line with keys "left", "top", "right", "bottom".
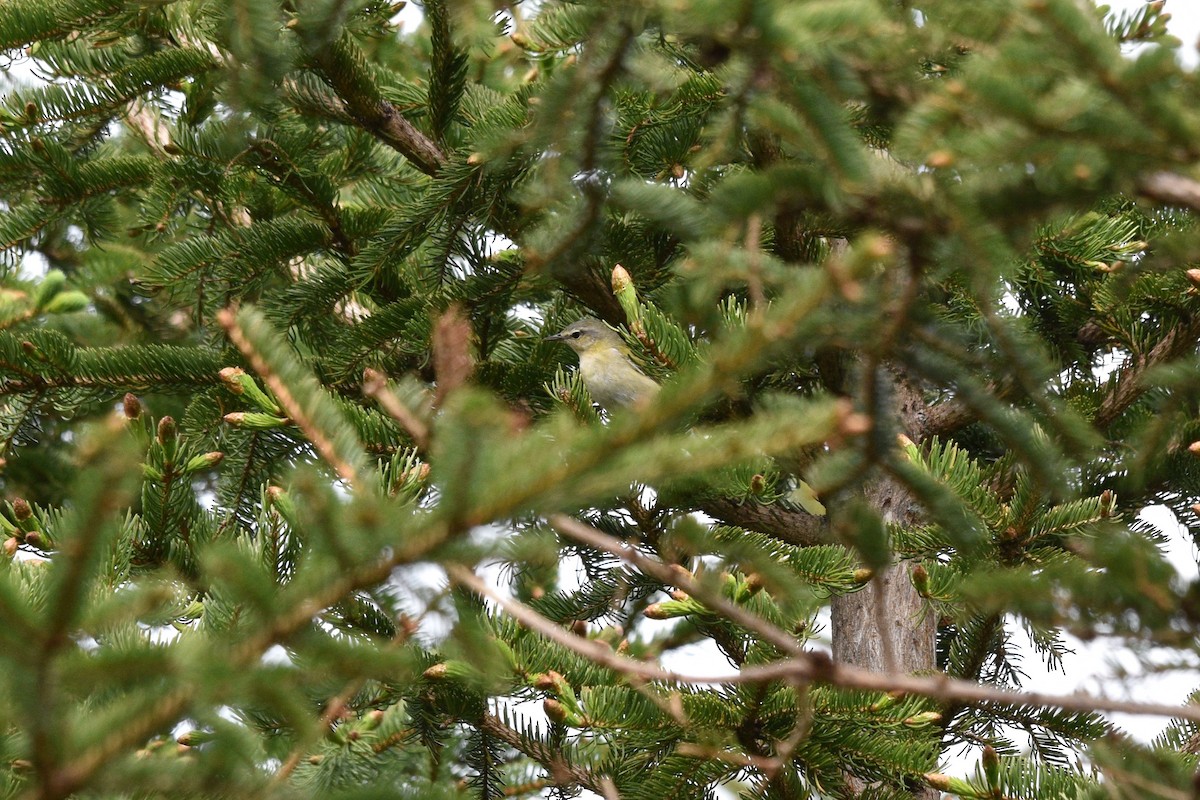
{"left": 546, "top": 317, "right": 660, "bottom": 411}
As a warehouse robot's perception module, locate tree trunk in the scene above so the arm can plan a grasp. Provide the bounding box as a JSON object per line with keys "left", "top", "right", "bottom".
{"left": 831, "top": 558, "right": 934, "bottom": 675}
{"left": 831, "top": 370, "right": 939, "bottom": 798}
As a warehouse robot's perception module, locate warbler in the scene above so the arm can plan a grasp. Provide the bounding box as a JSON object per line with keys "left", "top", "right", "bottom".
{"left": 546, "top": 317, "right": 660, "bottom": 411}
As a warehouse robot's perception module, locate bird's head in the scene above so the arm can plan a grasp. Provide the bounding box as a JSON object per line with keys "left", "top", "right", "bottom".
{"left": 545, "top": 317, "right": 626, "bottom": 356}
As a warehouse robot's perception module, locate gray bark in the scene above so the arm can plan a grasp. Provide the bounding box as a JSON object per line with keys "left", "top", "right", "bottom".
{"left": 830, "top": 370, "right": 940, "bottom": 799}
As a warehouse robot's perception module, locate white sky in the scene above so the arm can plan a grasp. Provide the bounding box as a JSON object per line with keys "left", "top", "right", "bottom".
{"left": 1111, "top": 0, "right": 1200, "bottom": 65}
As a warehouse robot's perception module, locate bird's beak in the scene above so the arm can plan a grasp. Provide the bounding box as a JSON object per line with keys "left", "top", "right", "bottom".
{"left": 544, "top": 330, "right": 566, "bottom": 342}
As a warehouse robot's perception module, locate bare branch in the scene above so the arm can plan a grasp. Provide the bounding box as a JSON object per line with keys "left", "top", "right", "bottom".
{"left": 922, "top": 311, "right": 1200, "bottom": 440}
{"left": 305, "top": 51, "right": 445, "bottom": 175}
{"left": 695, "top": 497, "right": 826, "bottom": 547}
{"left": 1138, "top": 171, "right": 1200, "bottom": 212}
{"left": 547, "top": 514, "right": 805, "bottom": 655}
{"left": 466, "top": 516, "right": 1200, "bottom": 725}
{"left": 450, "top": 553, "right": 1200, "bottom": 724}
{"left": 431, "top": 305, "right": 475, "bottom": 408}
{"left": 920, "top": 398, "right": 976, "bottom": 440}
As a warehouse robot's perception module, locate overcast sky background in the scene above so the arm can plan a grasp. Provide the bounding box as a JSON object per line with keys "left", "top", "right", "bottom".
{"left": 1111, "top": 0, "right": 1200, "bottom": 65}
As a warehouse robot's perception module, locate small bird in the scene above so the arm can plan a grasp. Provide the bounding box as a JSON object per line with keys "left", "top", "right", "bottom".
{"left": 546, "top": 317, "right": 660, "bottom": 411}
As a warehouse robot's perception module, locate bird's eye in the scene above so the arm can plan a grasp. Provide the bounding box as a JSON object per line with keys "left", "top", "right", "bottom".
{"left": 570, "top": 331, "right": 582, "bottom": 339}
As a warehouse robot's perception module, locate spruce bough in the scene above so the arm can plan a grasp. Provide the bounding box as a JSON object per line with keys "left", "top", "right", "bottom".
{"left": 0, "top": 1, "right": 1199, "bottom": 799}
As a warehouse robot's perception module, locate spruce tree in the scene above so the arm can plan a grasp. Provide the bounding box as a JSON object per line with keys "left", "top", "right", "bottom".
{"left": 2, "top": 0, "right": 1200, "bottom": 798}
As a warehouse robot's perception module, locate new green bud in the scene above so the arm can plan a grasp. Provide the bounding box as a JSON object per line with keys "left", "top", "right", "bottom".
{"left": 183, "top": 451, "right": 224, "bottom": 474}
{"left": 644, "top": 597, "right": 704, "bottom": 619}
{"left": 176, "top": 729, "right": 215, "bottom": 747}
{"left": 982, "top": 745, "right": 1000, "bottom": 790}
{"left": 902, "top": 711, "right": 942, "bottom": 727}
{"left": 266, "top": 486, "right": 299, "bottom": 528}
{"left": 924, "top": 773, "right": 987, "bottom": 797}
{"left": 155, "top": 416, "right": 178, "bottom": 462}
{"left": 157, "top": 416, "right": 177, "bottom": 446}
{"left": 223, "top": 412, "right": 290, "bottom": 429}
{"left": 543, "top": 698, "right": 570, "bottom": 724}
{"left": 33, "top": 270, "right": 66, "bottom": 309}
{"left": 423, "top": 660, "right": 473, "bottom": 681}
{"left": 611, "top": 264, "right": 643, "bottom": 328}
{"left": 868, "top": 691, "right": 903, "bottom": 712}
{"left": 532, "top": 670, "right": 571, "bottom": 698}
{"left": 492, "top": 637, "right": 520, "bottom": 673}
{"left": 42, "top": 291, "right": 90, "bottom": 314}
{"left": 218, "top": 367, "right": 282, "bottom": 414}
{"left": 12, "top": 498, "right": 31, "bottom": 521}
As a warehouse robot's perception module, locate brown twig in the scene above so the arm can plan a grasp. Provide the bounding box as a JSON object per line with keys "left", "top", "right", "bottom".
{"left": 745, "top": 214, "right": 766, "bottom": 310}
{"left": 695, "top": 496, "right": 826, "bottom": 547}
{"left": 362, "top": 368, "right": 431, "bottom": 451}
{"left": 478, "top": 711, "right": 605, "bottom": 793}
{"left": 431, "top": 305, "right": 475, "bottom": 408}
{"left": 308, "top": 55, "right": 446, "bottom": 175}
{"left": 270, "top": 678, "right": 366, "bottom": 787}
{"left": 527, "top": 516, "right": 1200, "bottom": 724}
{"left": 1138, "top": 171, "right": 1200, "bottom": 213}
{"left": 451, "top": 548, "right": 1200, "bottom": 723}
{"left": 548, "top": 515, "right": 804, "bottom": 655}
{"left": 920, "top": 397, "right": 978, "bottom": 440}
{"left": 446, "top": 564, "right": 707, "bottom": 684}
{"left": 597, "top": 776, "right": 621, "bottom": 800}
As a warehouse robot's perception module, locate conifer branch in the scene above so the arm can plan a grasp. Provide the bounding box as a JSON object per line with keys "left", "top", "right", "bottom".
{"left": 451, "top": 567, "right": 1200, "bottom": 800}
{"left": 921, "top": 397, "right": 978, "bottom": 439}
{"left": 447, "top": 563, "right": 708, "bottom": 683}
{"left": 694, "top": 497, "right": 826, "bottom": 547}
{"left": 307, "top": 50, "right": 446, "bottom": 175}
{"left": 7, "top": 1, "right": 1200, "bottom": 796}
{"left": 456, "top": 544, "right": 1200, "bottom": 723}
{"left": 523, "top": 23, "right": 635, "bottom": 326}
{"left": 270, "top": 678, "right": 366, "bottom": 786}
{"left": 218, "top": 307, "right": 360, "bottom": 487}
{"left": 362, "top": 368, "right": 430, "bottom": 451}
{"left": 544, "top": 517, "right": 1200, "bottom": 723}
{"left": 926, "top": 312, "right": 1200, "bottom": 438}
{"left": 547, "top": 515, "right": 805, "bottom": 655}
{"left": 478, "top": 712, "right": 605, "bottom": 794}
{"left": 35, "top": 516, "right": 457, "bottom": 800}
{"left": 26, "top": 688, "right": 194, "bottom": 800}
{"left": 1093, "top": 316, "right": 1200, "bottom": 429}
{"left": 123, "top": 98, "right": 171, "bottom": 156}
